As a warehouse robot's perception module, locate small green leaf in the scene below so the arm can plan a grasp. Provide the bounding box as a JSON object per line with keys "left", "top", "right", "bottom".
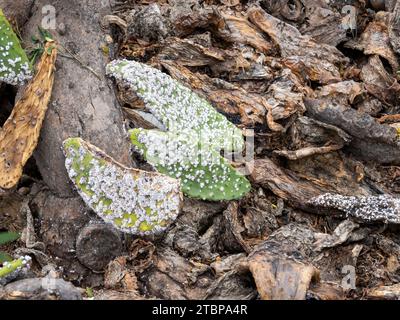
{"left": 0, "top": 252, "right": 13, "bottom": 264}
{"left": 0, "top": 232, "right": 20, "bottom": 246}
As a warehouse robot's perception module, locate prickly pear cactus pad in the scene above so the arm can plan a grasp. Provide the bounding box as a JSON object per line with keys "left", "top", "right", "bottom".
{"left": 63, "top": 138, "right": 182, "bottom": 235}
{"left": 0, "top": 9, "right": 32, "bottom": 85}
{"left": 130, "top": 128, "right": 251, "bottom": 201}
{"left": 308, "top": 193, "right": 400, "bottom": 224}
{"left": 0, "top": 256, "right": 31, "bottom": 286}
{"left": 106, "top": 59, "right": 244, "bottom": 152}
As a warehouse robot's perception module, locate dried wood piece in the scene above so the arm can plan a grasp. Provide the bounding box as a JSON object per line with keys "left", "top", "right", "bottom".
{"left": 307, "top": 281, "right": 345, "bottom": 300}
{"left": 216, "top": 12, "right": 274, "bottom": 54}
{"left": 247, "top": 6, "right": 348, "bottom": 72}
{"left": 220, "top": 202, "right": 251, "bottom": 254}
{"left": 76, "top": 224, "right": 122, "bottom": 272}
{"left": 127, "top": 3, "right": 169, "bottom": 41}
{"left": 265, "top": 68, "right": 306, "bottom": 121}
{"left": 248, "top": 223, "right": 319, "bottom": 300}
{"left": 157, "top": 37, "right": 252, "bottom": 79}
{"left": 305, "top": 98, "right": 400, "bottom": 164}
{"left": 274, "top": 116, "right": 351, "bottom": 160}
{"left": 157, "top": 37, "right": 226, "bottom": 67}
{"left": 281, "top": 56, "right": 341, "bottom": 85}
{"left": 250, "top": 158, "right": 334, "bottom": 211}
{"left": 248, "top": 245, "right": 319, "bottom": 300}
{"left": 316, "top": 81, "right": 365, "bottom": 105}
{"left": 389, "top": 1, "right": 400, "bottom": 54}
{"left": 299, "top": 4, "right": 347, "bottom": 46}
{"left": 360, "top": 55, "right": 400, "bottom": 107}
{"left": 345, "top": 14, "right": 399, "bottom": 72}
{"left": 367, "top": 283, "right": 400, "bottom": 300}
{"left": 313, "top": 220, "right": 359, "bottom": 251}
{"left": 0, "top": 42, "right": 56, "bottom": 190}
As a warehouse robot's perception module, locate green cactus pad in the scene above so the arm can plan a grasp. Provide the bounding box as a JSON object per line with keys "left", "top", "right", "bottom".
{"left": 0, "top": 256, "right": 31, "bottom": 286}
{"left": 63, "top": 138, "right": 182, "bottom": 236}
{"left": 130, "top": 128, "right": 251, "bottom": 201}
{"left": 0, "top": 9, "right": 32, "bottom": 85}
{"left": 106, "top": 59, "right": 244, "bottom": 152}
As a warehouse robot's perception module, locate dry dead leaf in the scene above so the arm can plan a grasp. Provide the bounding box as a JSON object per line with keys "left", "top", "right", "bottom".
{"left": 0, "top": 42, "right": 57, "bottom": 190}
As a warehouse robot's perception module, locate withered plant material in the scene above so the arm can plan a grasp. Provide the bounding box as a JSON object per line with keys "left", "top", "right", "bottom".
{"left": 281, "top": 55, "right": 341, "bottom": 85}
{"left": 215, "top": 12, "right": 274, "bottom": 55}
{"left": 265, "top": 68, "right": 306, "bottom": 121}
{"left": 250, "top": 158, "right": 335, "bottom": 211}
{"left": 305, "top": 98, "right": 400, "bottom": 164}
{"left": 360, "top": 55, "right": 400, "bottom": 107}
{"left": 160, "top": 61, "right": 266, "bottom": 126}
{"left": 313, "top": 220, "right": 359, "bottom": 252}
{"left": 247, "top": 6, "right": 348, "bottom": 76}
{"left": 367, "top": 283, "right": 400, "bottom": 300}
{"left": 248, "top": 251, "right": 319, "bottom": 300}
{"left": 274, "top": 116, "right": 352, "bottom": 160}
{"left": 389, "top": 1, "right": 400, "bottom": 54}
{"left": 0, "top": 42, "right": 57, "bottom": 190}
{"left": 160, "top": 60, "right": 307, "bottom": 129}
{"left": 248, "top": 228, "right": 320, "bottom": 300}
{"left": 316, "top": 81, "right": 365, "bottom": 105}
{"left": 259, "top": 0, "right": 306, "bottom": 23}
{"left": 0, "top": 277, "right": 82, "bottom": 300}
{"left": 157, "top": 37, "right": 252, "bottom": 79}
{"left": 345, "top": 13, "right": 399, "bottom": 72}
{"left": 157, "top": 37, "right": 226, "bottom": 67}
{"left": 299, "top": 4, "right": 347, "bottom": 46}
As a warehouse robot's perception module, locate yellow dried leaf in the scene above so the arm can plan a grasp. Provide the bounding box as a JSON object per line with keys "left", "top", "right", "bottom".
{"left": 0, "top": 42, "right": 57, "bottom": 189}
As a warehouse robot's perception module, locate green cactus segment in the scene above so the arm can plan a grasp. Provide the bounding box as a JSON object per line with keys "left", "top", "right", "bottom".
{"left": 0, "top": 9, "right": 32, "bottom": 85}
{"left": 106, "top": 59, "right": 244, "bottom": 152}
{"left": 63, "top": 138, "right": 182, "bottom": 235}
{"left": 0, "top": 256, "right": 31, "bottom": 286}
{"left": 130, "top": 128, "right": 251, "bottom": 201}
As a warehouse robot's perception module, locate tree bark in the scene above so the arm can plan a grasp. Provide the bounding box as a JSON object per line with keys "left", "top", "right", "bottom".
{"left": 21, "top": 0, "right": 134, "bottom": 197}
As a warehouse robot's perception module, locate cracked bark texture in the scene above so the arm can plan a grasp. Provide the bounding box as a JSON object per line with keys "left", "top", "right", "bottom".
{"left": 21, "top": 0, "right": 134, "bottom": 197}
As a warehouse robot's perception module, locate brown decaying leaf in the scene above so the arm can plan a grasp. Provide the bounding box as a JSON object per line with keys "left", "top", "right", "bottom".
{"left": 0, "top": 42, "right": 57, "bottom": 190}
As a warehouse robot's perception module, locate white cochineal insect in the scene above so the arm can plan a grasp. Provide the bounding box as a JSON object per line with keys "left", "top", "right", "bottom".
{"left": 309, "top": 193, "right": 400, "bottom": 224}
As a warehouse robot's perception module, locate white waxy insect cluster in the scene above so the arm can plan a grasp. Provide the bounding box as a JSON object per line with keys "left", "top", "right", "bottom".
{"left": 131, "top": 129, "right": 251, "bottom": 201}
{"left": 0, "top": 255, "right": 32, "bottom": 286}
{"left": 106, "top": 59, "right": 244, "bottom": 152}
{"left": 0, "top": 12, "right": 32, "bottom": 85}
{"left": 63, "top": 138, "right": 182, "bottom": 236}
{"left": 309, "top": 193, "right": 400, "bottom": 224}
